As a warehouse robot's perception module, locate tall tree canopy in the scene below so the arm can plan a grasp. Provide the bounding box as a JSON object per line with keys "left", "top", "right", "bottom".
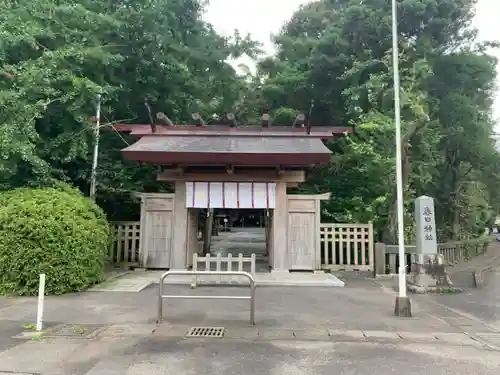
{"left": 259, "top": 0, "right": 499, "bottom": 241}
{"left": 1, "top": 0, "right": 498, "bottom": 241}
{"left": 0, "top": 0, "right": 259, "bottom": 218}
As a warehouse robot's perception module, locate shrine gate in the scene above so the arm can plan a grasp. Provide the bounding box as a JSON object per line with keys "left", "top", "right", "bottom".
{"left": 115, "top": 121, "right": 352, "bottom": 273}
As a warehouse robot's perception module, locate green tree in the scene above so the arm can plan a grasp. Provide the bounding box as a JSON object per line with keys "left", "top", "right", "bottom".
{"left": 426, "top": 53, "right": 498, "bottom": 239}
{"left": 259, "top": 0, "right": 499, "bottom": 241}
{"left": 0, "top": 0, "right": 260, "bottom": 219}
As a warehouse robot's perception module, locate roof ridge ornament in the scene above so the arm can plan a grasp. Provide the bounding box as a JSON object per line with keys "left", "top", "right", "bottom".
{"left": 293, "top": 113, "right": 305, "bottom": 128}
{"left": 156, "top": 112, "right": 174, "bottom": 126}
{"left": 144, "top": 99, "right": 156, "bottom": 133}
{"left": 227, "top": 112, "right": 238, "bottom": 127}
{"left": 306, "top": 98, "right": 315, "bottom": 135}
{"left": 261, "top": 113, "right": 272, "bottom": 128}
{"left": 191, "top": 112, "right": 205, "bottom": 127}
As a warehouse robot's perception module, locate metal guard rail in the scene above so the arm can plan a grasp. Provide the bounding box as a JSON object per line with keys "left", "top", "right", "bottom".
{"left": 158, "top": 270, "right": 256, "bottom": 325}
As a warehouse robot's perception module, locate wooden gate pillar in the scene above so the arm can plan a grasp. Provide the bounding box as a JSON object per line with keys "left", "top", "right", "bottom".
{"left": 270, "top": 182, "right": 288, "bottom": 272}
{"left": 171, "top": 181, "right": 188, "bottom": 269}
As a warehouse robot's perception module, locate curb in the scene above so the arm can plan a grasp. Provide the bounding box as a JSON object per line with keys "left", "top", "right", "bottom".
{"left": 21, "top": 323, "right": 488, "bottom": 349}
{"left": 473, "top": 265, "right": 494, "bottom": 289}
{"left": 468, "top": 253, "right": 500, "bottom": 289}
{"left": 447, "top": 250, "right": 500, "bottom": 289}
{"left": 105, "top": 270, "right": 133, "bottom": 282}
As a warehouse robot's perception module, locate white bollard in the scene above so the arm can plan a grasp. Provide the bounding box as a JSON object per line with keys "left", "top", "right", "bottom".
{"left": 36, "top": 274, "right": 46, "bottom": 332}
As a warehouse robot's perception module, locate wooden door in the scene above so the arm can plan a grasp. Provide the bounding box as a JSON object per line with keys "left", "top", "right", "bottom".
{"left": 287, "top": 198, "right": 316, "bottom": 270}
{"left": 142, "top": 197, "right": 173, "bottom": 268}
{"left": 288, "top": 213, "right": 315, "bottom": 270}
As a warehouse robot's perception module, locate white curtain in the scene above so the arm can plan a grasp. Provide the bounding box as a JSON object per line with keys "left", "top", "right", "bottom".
{"left": 185, "top": 182, "right": 276, "bottom": 209}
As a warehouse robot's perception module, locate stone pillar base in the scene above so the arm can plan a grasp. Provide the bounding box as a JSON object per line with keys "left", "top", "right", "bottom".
{"left": 394, "top": 296, "right": 412, "bottom": 317}
{"left": 408, "top": 254, "right": 452, "bottom": 293}
{"left": 406, "top": 254, "right": 462, "bottom": 293}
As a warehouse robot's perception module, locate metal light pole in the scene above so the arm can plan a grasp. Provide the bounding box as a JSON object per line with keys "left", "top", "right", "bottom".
{"left": 391, "top": 0, "right": 411, "bottom": 316}
{"left": 89, "top": 93, "right": 102, "bottom": 201}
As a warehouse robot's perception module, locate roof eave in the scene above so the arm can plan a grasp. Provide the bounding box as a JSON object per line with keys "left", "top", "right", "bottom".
{"left": 121, "top": 151, "right": 331, "bottom": 167}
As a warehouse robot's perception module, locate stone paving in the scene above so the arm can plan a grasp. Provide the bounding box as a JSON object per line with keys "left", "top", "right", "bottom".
{"left": 210, "top": 228, "right": 267, "bottom": 258}
{"left": 92, "top": 228, "right": 344, "bottom": 291}
{"left": 90, "top": 270, "right": 345, "bottom": 291}
{"left": 210, "top": 228, "right": 269, "bottom": 273}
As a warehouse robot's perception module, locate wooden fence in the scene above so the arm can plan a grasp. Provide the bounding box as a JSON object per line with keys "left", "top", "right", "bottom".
{"left": 191, "top": 253, "right": 256, "bottom": 286}
{"left": 110, "top": 221, "right": 140, "bottom": 265}
{"left": 111, "top": 221, "right": 376, "bottom": 270}
{"left": 375, "top": 237, "right": 491, "bottom": 275}
{"left": 319, "top": 222, "right": 375, "bottom": 271}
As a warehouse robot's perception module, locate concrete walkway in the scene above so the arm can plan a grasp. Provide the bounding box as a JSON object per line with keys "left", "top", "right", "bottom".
{"left": 422, "top": 268, "right": 500, "bottom": 332}
{"left": 90, "top": 270, "right": 345, "bottom": 291}
{"left": 1, "top": 282, "right": 445, "bottom": 330}
{"left": 210, "top": 228, "right": 267, "bottom": 258}
{"left": 446, "top": 239, "right": 500, "bottom": 287}
{"left": 408, "top": 240, "right": 500, "bottom": 333}
{"left": 1, "top": 278, "right": 500, "bottom": 374}
{"left": 2, "top": 236, "right": 500, "bottom": 374}
{"left": 92, "top": 228, "right": 344, "bottom": 291}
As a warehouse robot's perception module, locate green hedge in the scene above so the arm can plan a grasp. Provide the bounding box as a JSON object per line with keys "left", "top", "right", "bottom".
{"left": 0, "top": 184, "right": 110, "bottom": 295}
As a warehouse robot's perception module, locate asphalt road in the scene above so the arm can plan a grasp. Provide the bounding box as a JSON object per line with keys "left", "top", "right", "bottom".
{"left": 0, "top": 335, "right": 499, "bottom": 375}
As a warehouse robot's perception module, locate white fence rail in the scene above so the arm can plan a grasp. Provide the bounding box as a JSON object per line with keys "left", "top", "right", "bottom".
{"left": 191, "top": 253, "right": 256, "bottom": 286}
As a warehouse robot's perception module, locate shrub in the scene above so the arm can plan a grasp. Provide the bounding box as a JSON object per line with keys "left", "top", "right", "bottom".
{"left": 0, "top": 184, "right": 110, "bottom": 295}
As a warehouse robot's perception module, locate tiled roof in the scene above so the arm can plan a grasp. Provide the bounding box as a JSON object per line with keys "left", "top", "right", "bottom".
{"left": 122, "top": 135, "right": 332, "bottom": 154}
{"left": 121, "top": 135, "right": 332, "bottom": 166}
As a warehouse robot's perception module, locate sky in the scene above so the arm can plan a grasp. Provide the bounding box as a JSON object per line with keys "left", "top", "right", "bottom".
{"left": 204, "top": 0, "right": 500, "bottom": 125}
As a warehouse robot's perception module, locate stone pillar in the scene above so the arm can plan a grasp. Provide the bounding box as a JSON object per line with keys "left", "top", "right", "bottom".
{"left": 271, "top": 182, "right": 288, "bottom": 272}
{"left": 415, "top": 195, "right": 437, "bottom": 255}
{"left": 171, "top": 181, "right": 188, "bottom": 269}
{"left": 408, "top": 195, "right": 453, "bottom": 292}
{"left": 374, "top": 243, "right": 387, "bottom": 277}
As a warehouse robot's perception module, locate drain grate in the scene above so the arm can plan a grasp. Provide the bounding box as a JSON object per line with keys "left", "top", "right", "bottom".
{"left": 45, "top": 324, "right": 102, "bottom": 338}
{"left": 185, "top": 326, "right": 225, "bottom": 338}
